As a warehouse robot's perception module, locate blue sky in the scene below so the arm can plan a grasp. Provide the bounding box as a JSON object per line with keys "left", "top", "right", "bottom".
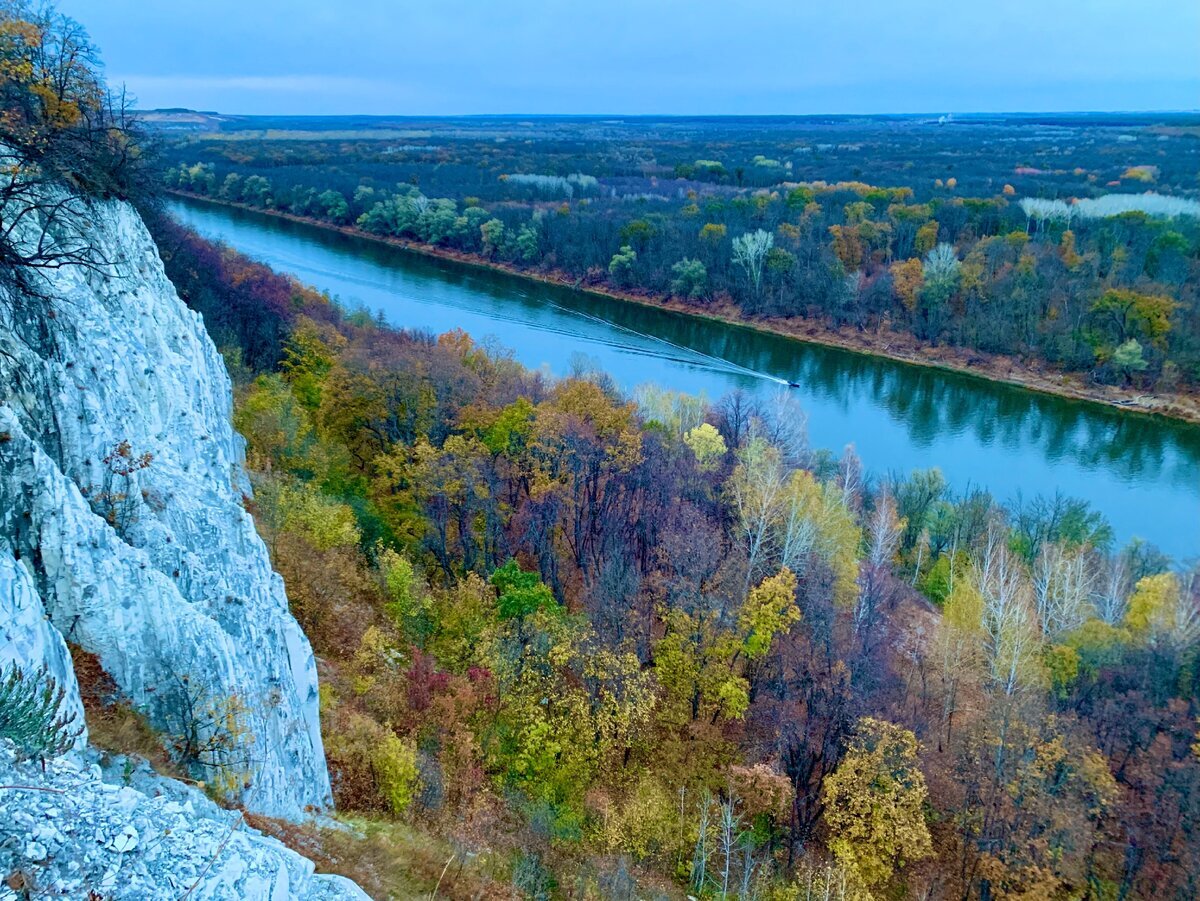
{"left": 59, "top": 0, "right": 1200, "bottom": 115}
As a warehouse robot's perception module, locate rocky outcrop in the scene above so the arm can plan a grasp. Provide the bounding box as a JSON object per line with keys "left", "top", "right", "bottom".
{"left": 0, "top": 742, "right": 368, "bottom": 900}
{"left": 0, "top": 193, "right": 330, "bottom": 819}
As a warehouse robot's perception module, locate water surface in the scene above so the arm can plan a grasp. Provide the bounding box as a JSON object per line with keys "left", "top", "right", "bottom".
{"left": 167, "top": 199, "right": 1200, "bottom": 559}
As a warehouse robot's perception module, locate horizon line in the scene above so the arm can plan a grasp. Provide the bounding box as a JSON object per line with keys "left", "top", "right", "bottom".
{"left": 139, "top": 108, "right": 1200, "bottom": 119}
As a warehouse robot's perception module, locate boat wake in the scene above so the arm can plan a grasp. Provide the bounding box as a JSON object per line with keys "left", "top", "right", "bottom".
{"left": 545, "top": 300, "right": 789, "bottom": 386}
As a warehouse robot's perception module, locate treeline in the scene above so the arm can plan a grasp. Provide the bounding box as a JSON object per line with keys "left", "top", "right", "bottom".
{"left": 165, "top": 155, "right": 1200, "bottom": 394}
{"left": 150, "top": 211, "right": 1200, "bottom": 899}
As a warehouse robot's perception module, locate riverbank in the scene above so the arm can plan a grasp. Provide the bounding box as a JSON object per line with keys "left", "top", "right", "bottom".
{"left": 169, "top": 191, "right": 1200, "bottom": 426}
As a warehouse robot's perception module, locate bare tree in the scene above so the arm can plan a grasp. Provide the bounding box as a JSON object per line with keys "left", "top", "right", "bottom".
{"left": 975, "top": 523, "right": 1037, "bottom": 698}
{"left": 1096, "top": 554, "right": 1131, "bottom": 625}
{"left": 717, "top": 794, "right": 743, "bottom": 900}
{"left": 778, "top": 480, "right": 817, "bottom": 578}
{"left": 836, "top": 444, "right": 864, "bottom": 512}
{"left": 728, "top": 438, "right": 786, "bottom": 586}
{"left": 732, "top": 229, "right": 774, "bottom": 298}
{"left": 1032, "top": 543, "right": 1095, "bottom": 639}
{"left": 854, "top": 491, "right": 902, "bottom": 635}
{"left": 691, "top": 793, "right": 713, "bottom": 895}
{"left": 757, "top": 387, "right": 810, "bottom": 469}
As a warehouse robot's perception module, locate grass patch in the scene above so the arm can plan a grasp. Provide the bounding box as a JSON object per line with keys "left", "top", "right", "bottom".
{"left": 242, "top": 813, "right": 518, "bottom": 900}
{"left": 68, "top": 644, "right": 190, "bottom": 784}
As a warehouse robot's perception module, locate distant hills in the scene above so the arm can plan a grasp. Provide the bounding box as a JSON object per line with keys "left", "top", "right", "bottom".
{"left": 135, "top": 108, "right": 240, "bottom": 131}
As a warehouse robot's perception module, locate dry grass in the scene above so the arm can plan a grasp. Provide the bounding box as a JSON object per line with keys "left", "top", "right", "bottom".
{"left": 243, "top": 812, "right": 519, "bottom": 900}
{"left": 68, "top": 644, "right": 191, "bottom": 783}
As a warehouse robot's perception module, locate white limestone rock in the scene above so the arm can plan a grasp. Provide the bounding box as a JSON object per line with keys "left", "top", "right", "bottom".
{"left": 0, "top": 194, "right": 330, "bottom": 819}
{"left": 0, "top": 742, "right": 369, "bottom": 901}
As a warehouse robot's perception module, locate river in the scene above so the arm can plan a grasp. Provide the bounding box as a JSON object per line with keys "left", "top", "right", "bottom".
{"left": 167, "top": 198, "right": 1200, "bottom": 560}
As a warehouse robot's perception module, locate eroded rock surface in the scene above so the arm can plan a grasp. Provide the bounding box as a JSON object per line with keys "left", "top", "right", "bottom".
{"left": 0, "top": 195, "right": 330, "bottom": 818}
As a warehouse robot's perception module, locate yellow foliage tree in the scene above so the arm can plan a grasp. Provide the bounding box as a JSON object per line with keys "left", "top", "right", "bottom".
{"left": 915, "top": 220, "right": 940, "bottom": 255}
{"left": 821, "top": 718, "right": 933, "bottom": 888}
{"left": 829, "top": 224, "right": 864, "bottom": 271}
{"left": 782, "top": 471, "right": 862, "bottom": 607}
{"left": 739, "top": 568, "right": 801, "bottom": 660}
{"left": 654, "top": 609, "right": 748, "bottom": 725}
{"left": 374, "top": 731, "right": 422, "bottom": 815}
{"left": 684, "top": 422, "right": 728, "bottom": 471}
{"left": 890, "top": 258, "right": 924, "bottom": 312}
{"left": 254, "top": 475, "right": 361, "bottom": 551}
{"left": 593, "top": 774, "right": 682, "bottom": 861}
{"left": 235, "top": 373, "right": 337, "bottom": 479}
{"left": 481, "top": 607, "right": 655, "bottom": 818}
{"left": 1123, "top": 572, "right": 1193, "bottom": 645}
{"left": 1059, "top": 229, "right": 1082, "bottom": 269}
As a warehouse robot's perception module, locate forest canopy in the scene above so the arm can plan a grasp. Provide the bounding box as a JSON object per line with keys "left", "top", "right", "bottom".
{"left": 147, "top": 209, "right": 1200, "bottom": 900}
{"left": 159, "top": 113, "right": 1200, "bottom": 395}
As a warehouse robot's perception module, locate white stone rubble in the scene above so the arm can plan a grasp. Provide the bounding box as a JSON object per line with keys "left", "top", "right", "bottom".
{"left": 0, "top": 742, "right": 368, "bottom": 900}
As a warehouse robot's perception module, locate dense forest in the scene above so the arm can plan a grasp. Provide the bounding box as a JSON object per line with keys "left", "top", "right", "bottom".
{"left": 147, "top": 207, "right": 1200, "bottom": 899}
{"left": 159, "top": 114, "right": 1200, "bottom": 398}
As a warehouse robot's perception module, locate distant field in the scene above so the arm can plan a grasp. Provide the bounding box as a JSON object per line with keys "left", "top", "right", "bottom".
{"left": 196, "top": 128, "right": 437, "bottom": 141}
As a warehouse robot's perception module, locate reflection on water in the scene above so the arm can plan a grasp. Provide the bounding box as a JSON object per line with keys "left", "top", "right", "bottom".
{"left": 166, "top": 199, "right": 1200, "bottom": 558}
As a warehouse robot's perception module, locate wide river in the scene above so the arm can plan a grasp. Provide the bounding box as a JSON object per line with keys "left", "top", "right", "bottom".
{"left": 168, "top": 199, "right": 1200, "bottom": 560}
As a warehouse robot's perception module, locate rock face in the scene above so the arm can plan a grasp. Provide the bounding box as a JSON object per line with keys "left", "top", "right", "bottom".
{"left": 0, "top": 742, "right": 368, "bottom": 900}
{"left": 0, "top": 194, "right": 330, "bottom": 819}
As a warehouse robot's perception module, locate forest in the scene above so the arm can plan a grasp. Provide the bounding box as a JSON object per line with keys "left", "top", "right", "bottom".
{"left": 158, "top": 113, "right": 1200, "bottom": 401}
{"left": 145, "top": 206, "right": 1200, "bottom": 899}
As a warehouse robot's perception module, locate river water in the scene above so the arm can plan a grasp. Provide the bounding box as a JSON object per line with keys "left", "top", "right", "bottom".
{"left": 167, "top": 199, "right": 1200, "bottom": 560}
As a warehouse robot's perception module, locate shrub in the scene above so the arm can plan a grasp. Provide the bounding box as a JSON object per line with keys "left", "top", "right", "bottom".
{"left": 373, "top": 732, "right": 422, "bottom": 815}
{"left": 0, "top": 662, "right": 82, "bottom": 761}
{"left": 160, "top": 672, "right": 254, "bottom": 799}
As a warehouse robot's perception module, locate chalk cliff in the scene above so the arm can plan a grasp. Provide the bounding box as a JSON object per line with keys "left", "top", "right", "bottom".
{"left": 0, "top": 191, "right": 364, "bottom": 898}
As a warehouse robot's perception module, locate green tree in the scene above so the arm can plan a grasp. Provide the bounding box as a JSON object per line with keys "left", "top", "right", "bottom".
{"left": 608, "top": 244, "right": 638, "bottom": 286}
{"left": 1111, "top": 338, "right": 1148, "bottom": 384}
{"left": 670, "top": 257, "right": 708, "bottom": 299}
{"left": 490, "top": 559, "right": 559, "bottom": 621}
{"left": 240, "top": 174, "right": 272, "bottom": 207}
{"left": 316, "top": 189, "right": 350, "bottom": 223}
{"left": 480, "top": 218, "right": 506, "bottom": 257}
{"left": 218, "top": 172, "right": 243, "bottom": 202}
{"left": 515, "top": 223, "right": 540, "bottom": 262}
{"left": 1089, "top": 288, "right": 1176, "bottom": 349}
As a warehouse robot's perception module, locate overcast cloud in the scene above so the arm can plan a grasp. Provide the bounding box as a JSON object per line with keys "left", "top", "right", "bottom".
{"left": 57, "top": 0, "right": 1200, "bottom": 115}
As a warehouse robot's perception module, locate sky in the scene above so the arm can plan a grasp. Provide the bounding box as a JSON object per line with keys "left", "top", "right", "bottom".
{"left": 58, "top": 0, "right": 1200, "bottom": 116}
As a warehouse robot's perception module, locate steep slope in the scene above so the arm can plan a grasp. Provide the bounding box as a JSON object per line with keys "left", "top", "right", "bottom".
{"left": 0, "top": 193, "right": 329, "bottom": 819}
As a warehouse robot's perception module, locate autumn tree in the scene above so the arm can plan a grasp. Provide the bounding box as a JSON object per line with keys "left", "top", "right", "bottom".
{"left": 890, "top": 257, "right": 924, "bottom": 312}
{"left": 1089, "top": 288, "right": 1176, "bottom": 350}
{"left": 0, "top": 2, "right": 151, "bottom": 296}
{"left": 822, "top": 717, "right": 932, "bottom": 888}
